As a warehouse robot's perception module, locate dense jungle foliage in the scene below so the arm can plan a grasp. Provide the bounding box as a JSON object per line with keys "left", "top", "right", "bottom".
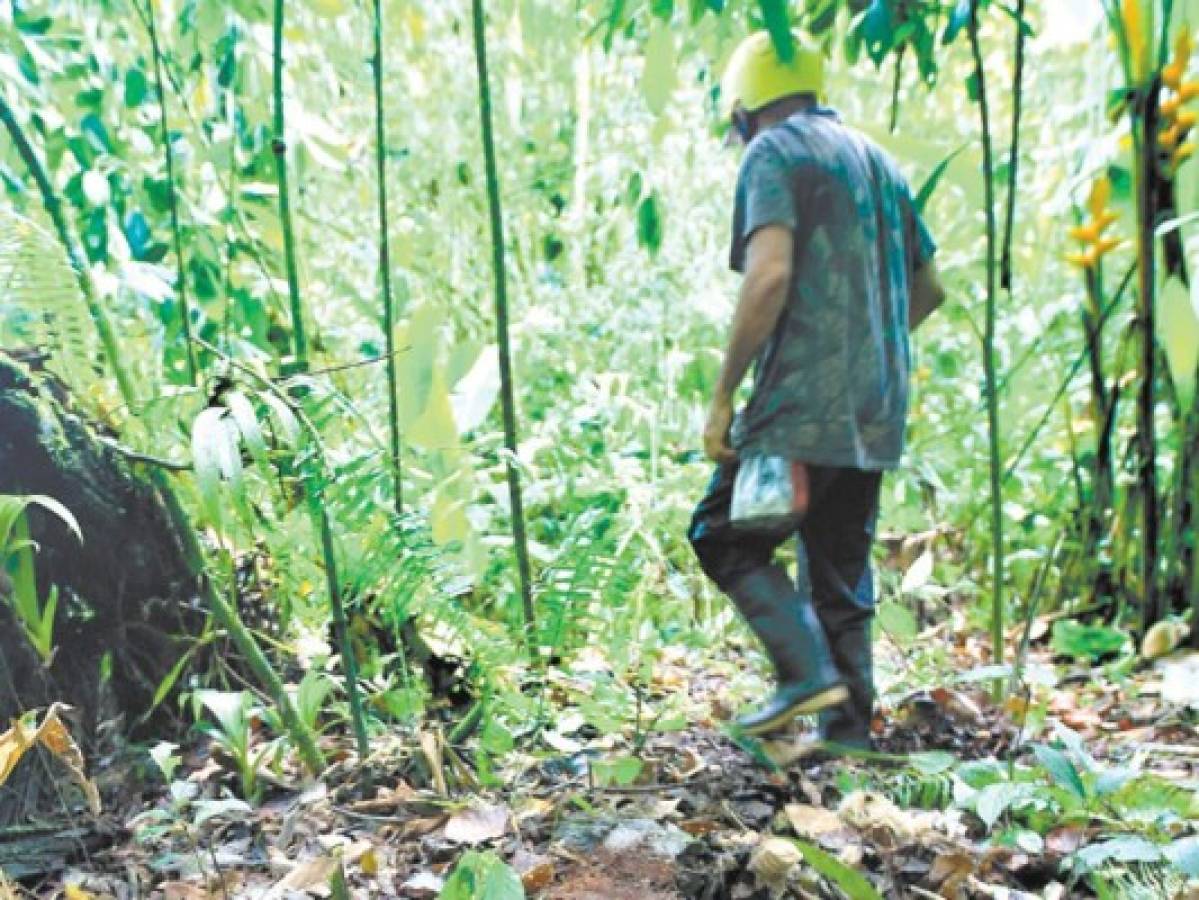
{"left": 4, "top": 0, "right": 1199, "bottom": 897}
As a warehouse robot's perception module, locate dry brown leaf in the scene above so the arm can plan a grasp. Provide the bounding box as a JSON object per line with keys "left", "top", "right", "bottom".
{"left": 679, "top": 818, "right": 722, "bottom": 836}
{"left": 159, "top": 882, "right": 212, "bottom": 900}
{"left": 0, "top": 704, "right": 100, "bottom": 815}
{"left": 928, "top": 850, "right": 975, "bottom": 893}
{"left": 838, "top": 791, "right": 915, "bottom": 849}
{"left": 418, "top": 729, "right": 447, "bottom": 796}
{"left": 514, "top": 796, "right": 554, "bottom": 821}
{"left": 400, "top": 814, "right": 449, "bottom": 839}
{"left": 749, "top": 837, "right": 802, "bottom": 889}
{"left": 785, "top": 802, "right": 858, "bottom": 853}
{"left": 520, "top": 860, "right": 555, "bottom": 893}
{"left": 444, "top": 802, "right": 509, "bottom": 845}
{"left": 264, "top": 855, "right": 339, "bottom": 898}
{"left": 513, "top": 849, "right": 555, "bottom": 892}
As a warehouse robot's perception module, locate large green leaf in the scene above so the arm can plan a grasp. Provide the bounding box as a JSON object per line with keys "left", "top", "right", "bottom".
{"left": 791, "top": 838, "right": 883, "bottom": 900}
{"left": 914, "top": 145, "right": 967, "bottom": 213}
{"left": 637, "top": 191, "right": 664, "bottom": 256}
{"left": 758, "top": 0, "right": 794, "bottom": 63}
{"left": 440, "top": 851, "right": 525, "bottom": 900}
{"left": 1160, "top": 276, "right": 1199, "bottom": 407}
{"left": 641, "top": 25, "right": 677, "bottom": 116}
{"left": 1033, "top": 745, "right": 1087, "bottom": 800}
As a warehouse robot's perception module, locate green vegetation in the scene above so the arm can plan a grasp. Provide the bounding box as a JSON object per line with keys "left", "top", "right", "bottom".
{"left": 4, "top": 1, "right": 1199, "bottom": 896}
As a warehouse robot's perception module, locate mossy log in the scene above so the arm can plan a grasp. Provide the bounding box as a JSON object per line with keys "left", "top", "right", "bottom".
{"left": 0, "top": 354, "right": 203, "bottom": 733}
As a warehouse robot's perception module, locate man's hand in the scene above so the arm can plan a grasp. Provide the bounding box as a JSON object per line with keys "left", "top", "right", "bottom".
{"left": 910, "top": 260, "right": 946, "bottom": 331}
{"left": 703, "top": 395, "right": 737, "bottom": 464}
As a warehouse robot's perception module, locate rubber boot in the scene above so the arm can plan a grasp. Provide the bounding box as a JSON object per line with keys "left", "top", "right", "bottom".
{"left": 726, "top": 565, "right": 847, "bottom": 736}
{"left": 817, "top": 622, "right": 874, "bottom": 750}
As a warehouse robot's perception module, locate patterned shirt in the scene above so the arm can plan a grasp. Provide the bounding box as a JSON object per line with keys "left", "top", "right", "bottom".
{"left": 728, "top": 106, "right": 937, "bottom": 471}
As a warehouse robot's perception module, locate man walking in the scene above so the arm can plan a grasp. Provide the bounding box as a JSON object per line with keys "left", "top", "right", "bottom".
{"left": 689, "top": 32, "right": 946, "bottom": 746}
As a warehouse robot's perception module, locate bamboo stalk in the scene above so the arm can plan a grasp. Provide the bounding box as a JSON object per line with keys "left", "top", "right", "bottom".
{"left": 311, "top": 491, "right": 371, "bottom": 760}
{"left": 999, "top": 0, "right": 1027, "bottom": 294}
{"left": 469, "top": 0, "right": 538, "bottom": 662}
{"left": 1131, "top": 84, "right": 1161, "bottom": 632}
{"left": 968, "top": 5, "right": 1005, "bottom": 671}
{"left": 144, "top": 0, "right": 199, "bottom": 385}
{"left": 272, "top": 0, "right": 309, "bottom": 372}
{"left": 371, "top": 0, "right": 404, "bottom": 516}
{"left": 0, "top": 95, "right": 325, "bottom": 776}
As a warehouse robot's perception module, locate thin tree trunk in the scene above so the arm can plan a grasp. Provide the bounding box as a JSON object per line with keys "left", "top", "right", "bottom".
{"left": 371, "top": 0, "right": 404, "bottom": 516}
{"left": 272, "top": 0, "right": 309, "bottom": 372}
{"left": 1132, "top": 84, "right": 1161, "bottom": 632}
{"left": 999, "top": 0, "right": 1026, "bottom": 294}
{"left": 144, "top": 0, "right": 199, "bottom": 385}
{"left": 470, "top": 0, "right": 538, "bottom": 662}
{"left": 968, "top": 5, "right": 1005, "bottom": 669}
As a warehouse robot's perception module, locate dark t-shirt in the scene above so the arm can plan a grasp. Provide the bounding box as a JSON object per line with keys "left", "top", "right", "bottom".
{"left": 729, "top": 107, "right": 937, "bottom": 470}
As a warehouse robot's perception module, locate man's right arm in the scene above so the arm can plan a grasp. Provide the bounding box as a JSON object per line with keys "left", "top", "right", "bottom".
{"left": 909, "top": 260, "right": 946, "bottom": 331}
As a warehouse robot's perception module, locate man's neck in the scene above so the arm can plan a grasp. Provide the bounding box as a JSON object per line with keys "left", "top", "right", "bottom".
{"left": 756, "top": 96, "right": 819, "bottom": 131}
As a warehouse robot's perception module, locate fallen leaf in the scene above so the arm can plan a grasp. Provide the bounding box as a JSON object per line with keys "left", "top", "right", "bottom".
{"left": 680, "top": 818, "right": 722, "bottom": 836}
{"left": 929, "top": 850, "right": 975, "bottom": 892}
{"left": 359, "top": 847, "right": 379, "bottom": 876}
{"left": 264, "top": 855, "right": 339, "bottom": 898}
{"left": 749, "top": 837, "right": 802, "bottom": 890}
{"left": 400, "top": 815, "right": 449, "bottom": 839}
{"left": 399, "top": 871, "right": 444, "bottom": 898}
{"left": 785, "top": 803, "right": 851, "bottom": 844}
{"left": 0, "top": 705, "right": 100, "bottom": 815}
{"left": 418, "top": 729, "right": 447, "bottom": 796}
{"left": 838, "top": 791, "right": 915, "bottom": 849}
{"left": 444, "top": 802, "right": 509, "bottom": 845}
{"left": 513, "top": 849, "right": 555, "bottom": 892}
{"left": 159, "top": 882, "right": 212, "bottom": 900}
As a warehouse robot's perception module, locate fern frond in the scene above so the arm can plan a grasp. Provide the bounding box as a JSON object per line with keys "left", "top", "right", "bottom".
{"left": 0, "top": 204, "right": 100, "bottom": 390}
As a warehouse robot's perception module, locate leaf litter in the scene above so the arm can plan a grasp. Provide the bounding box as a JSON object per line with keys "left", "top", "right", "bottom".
{"left": 6, "top": 624, "right": 1199, "bottom": 898}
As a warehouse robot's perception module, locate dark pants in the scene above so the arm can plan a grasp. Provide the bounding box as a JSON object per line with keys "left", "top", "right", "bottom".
{"left": 688, "top": 462, "right": 882, "bottom": 742}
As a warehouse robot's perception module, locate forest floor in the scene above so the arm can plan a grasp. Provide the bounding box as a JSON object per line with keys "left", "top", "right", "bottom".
{"left": 7, "top": 621, "right": 1199, "bottom": 899}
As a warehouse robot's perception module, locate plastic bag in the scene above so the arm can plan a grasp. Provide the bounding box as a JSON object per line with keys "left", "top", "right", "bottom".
{"left": 730, "top": 456, "right": 810, "bottom": 532}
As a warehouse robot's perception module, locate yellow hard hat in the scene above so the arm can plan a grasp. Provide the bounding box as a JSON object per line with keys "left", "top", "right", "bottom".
{"left": 720, "top": 31, "right": 825, "bottom": 117}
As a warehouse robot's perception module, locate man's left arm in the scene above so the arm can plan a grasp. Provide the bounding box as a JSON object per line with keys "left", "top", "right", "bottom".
{"left": 703, "top": 224, "right": 794, "bottom": 464}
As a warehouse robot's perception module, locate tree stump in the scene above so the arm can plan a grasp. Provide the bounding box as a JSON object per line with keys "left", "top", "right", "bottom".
{"left": 0, "top": 354, "right": 203, "bottom": 735}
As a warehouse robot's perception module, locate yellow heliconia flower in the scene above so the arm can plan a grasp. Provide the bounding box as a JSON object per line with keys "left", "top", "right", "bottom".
{"left": 1087, "top": 176, "right": 1112, "bottom": 221}
{"left": 1165, "top": 62, "right": 1185, "bottom": 89}
{"left": 1175, "top": 141, "right": 1197, "bottom": 165}
{"left": 1177, "top": 109, "right": 1197, "bottom": 131}
{"left": 1161, "top": 125, "right": 1180, "bottom": 149}
{"left": 1067, "top": 176, "right": 1123, "bottom": 270}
